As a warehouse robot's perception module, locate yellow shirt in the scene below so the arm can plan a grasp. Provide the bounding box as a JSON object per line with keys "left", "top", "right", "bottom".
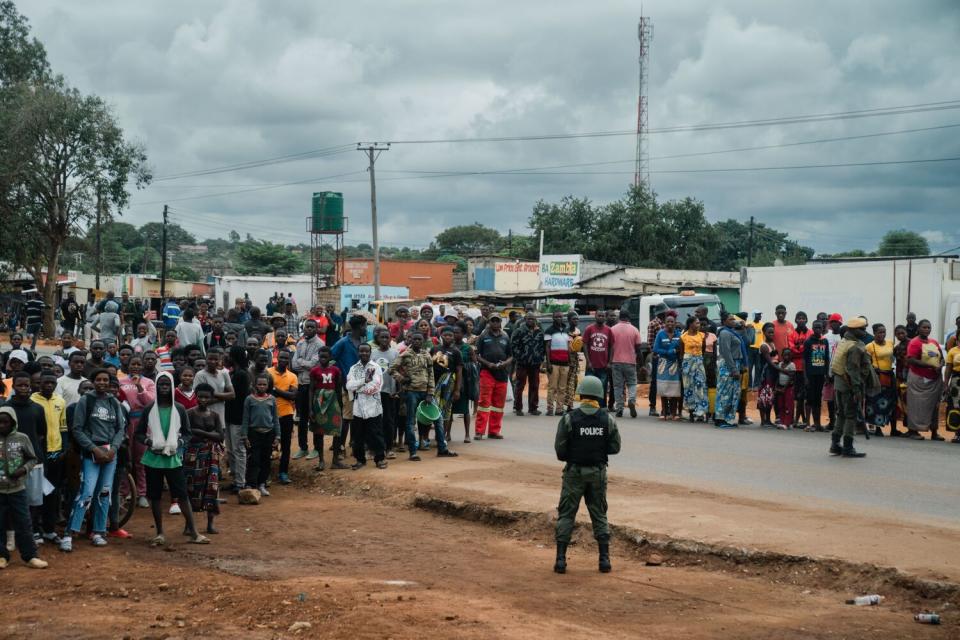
{"left": 268, "top": 367, "right": 299, "bottom": 417}
{"left": 30, "top": 392, "right": 67, "bottom": 454}
{"left": 751, "top": 321, "right": 764, "bottom": 350}
{"left": 865, "top": 340, "right": 894, "bottom": 372}
{"left": 947, "top": 347, "right": 960, "bottom": 373}
{"left": 680, "top": 331, "right": 704, "bottom": 356}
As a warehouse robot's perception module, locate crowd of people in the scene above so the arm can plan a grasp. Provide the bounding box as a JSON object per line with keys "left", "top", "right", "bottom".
{"left": 1, "top": 287, "right": 957, "bottom": 570}
{"left": 0, "top": 294, "right": 521, "bottom": 568}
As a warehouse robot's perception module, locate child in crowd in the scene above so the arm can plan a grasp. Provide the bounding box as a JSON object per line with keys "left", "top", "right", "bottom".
{"left": 0, "top": 406, "right": 48, "bottom": 569}
{"left": 241, "top": 373, "right": 280, "bottom": 495}
{"left": 308, "top": 347, "right": 345, "bottom": 471}
{"left": 776, "top": 348, "right": 796, "bottom": 429}
{"left": 184, "top": 383, "right": 224, "bottom": 533}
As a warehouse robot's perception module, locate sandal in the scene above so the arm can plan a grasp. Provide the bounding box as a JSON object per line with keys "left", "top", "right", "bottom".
{"left": 804, "top": 426, "right": 817, "bottom": 433}
{"left": 189, "top": 534, "right": 211, "bottom": 545}
{"left": 908, "top": 433, "right": 925, "bottom": 440}
{"left": 931, "top": 434, "right": 945, "bottom": 441}
{"left": 149, "top": 534, "right": 166, "bottom": 547}
{"left": 659, "top": 415, "right": 668, "bottom": 421}
{"left": 376, "top": 461, "right": 388, "bottom": 469}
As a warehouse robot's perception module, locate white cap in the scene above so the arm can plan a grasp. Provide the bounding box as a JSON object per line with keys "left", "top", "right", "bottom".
{"left": 8, "top": 349, "right": 29, "bottom": 363}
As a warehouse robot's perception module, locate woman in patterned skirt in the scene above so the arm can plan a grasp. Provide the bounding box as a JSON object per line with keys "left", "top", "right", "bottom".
{"left": 564, "top": 312, "right": 583, "bottom": 413}
{"left": 865, "top": 324, "right": 897, "bottom": 436}
{"left": 757, "top": 323, "right": 780, "bottom": 427}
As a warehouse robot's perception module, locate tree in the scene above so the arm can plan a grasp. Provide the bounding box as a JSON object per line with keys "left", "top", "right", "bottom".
{"left": 437, "top": 253, "right": 467, "bottom": 272}
{"left": 877, "top": 229, "right": 929, "bottom": 256}
{"left": 139, "top": 221, "right": 194, "bottom": 272}
{"left": 527, "top": 185, "right": 815, "bottom": 270}
{"left": 236, "top": 239, "right": 305, "bottom": 275}
{"left": 1, "top": 81, "right": 150, "bottom": 334}
{"left": 167, "top": 264, "right": 200, "bottom": 282}
{"left": 529, "top": 196, "right": 599, "bottom": 257}
{"left": 433, "top": 223, "right": 502, "bottom": 255}
{"left": 710, "top": 219, "right": 814, "bottom": 269}
{"left": 0, "top": 1, "right": 49, "bottom": 90}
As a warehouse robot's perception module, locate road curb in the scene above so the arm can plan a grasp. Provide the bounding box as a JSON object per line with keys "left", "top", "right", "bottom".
{"left": 411, "top": 493, "right": 960, "bottom": 604}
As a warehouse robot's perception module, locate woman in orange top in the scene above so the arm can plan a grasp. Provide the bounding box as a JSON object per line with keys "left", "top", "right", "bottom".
{"left": 680, "top": 317, "right": 708, "bottom": 421}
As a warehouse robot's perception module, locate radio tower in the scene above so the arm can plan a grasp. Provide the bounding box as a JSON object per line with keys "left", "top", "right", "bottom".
{"left": 634, "top": 14, "right": 654, "bottom": 188}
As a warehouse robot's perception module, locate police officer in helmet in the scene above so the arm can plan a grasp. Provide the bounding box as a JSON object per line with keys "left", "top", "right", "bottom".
{"left": 553, "top": 375, "right": 622, "bottom": 574}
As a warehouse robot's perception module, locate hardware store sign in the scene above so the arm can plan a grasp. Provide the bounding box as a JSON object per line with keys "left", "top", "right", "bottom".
{"left": 540, "top": 254, "right": 582, "bottom": 289}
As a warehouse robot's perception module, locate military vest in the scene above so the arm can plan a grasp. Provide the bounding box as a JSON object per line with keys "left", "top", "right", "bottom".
{"left": 830, "top": 337, "right": 858, "bottom": 378}
{"left": 568, "top": 409, "right": 610, "bottom": 466}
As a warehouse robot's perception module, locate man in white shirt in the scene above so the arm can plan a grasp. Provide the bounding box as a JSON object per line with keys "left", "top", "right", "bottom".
{"left": 345, "top": 343, "right": 385, "bottom": 469}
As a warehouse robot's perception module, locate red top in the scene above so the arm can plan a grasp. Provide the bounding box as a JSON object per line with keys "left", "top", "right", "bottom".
{"left": 582, "top": 324, "right": 614, "bottom": 370}
{"left": 175, "top": 387, "right": 198, "bottom": 411}
{"left": 906, "top": 336, "right": 942, "bottom": 380}
{"left": 773, "top": 320, "right": 794, "bottom": 355}
{"left": 309, "top": 364, "right": 340, "bottom": 389}
{"left": 788, "top": 327, "right": 812, "bottom": 372}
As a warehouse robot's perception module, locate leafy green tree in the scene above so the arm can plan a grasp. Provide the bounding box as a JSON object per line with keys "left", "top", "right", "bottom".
{"left": 710, "top": 219, "right": 814, "bottom": 269}
{"left": 0, "top": 1, "right": 49, "bottom": 89}
{"left": 433, "top": 223, "right": 501, "bottom": 255}
{"left": 236, "top": 239, "right": 305, "bottom": 275}
{"left": 529, "top": 196, "right": 598, "bottom": 257}
{"left": 168, "top": 264, "right": 200, "bottom": 281}
{"left": 1, "top": 44, "right": 149, "bottom": 334}
{"left": 877, "top": 229, "right": 929, "bottom": 256}
{"left": 437, "top": 253, "right": 467, "bottom": 272}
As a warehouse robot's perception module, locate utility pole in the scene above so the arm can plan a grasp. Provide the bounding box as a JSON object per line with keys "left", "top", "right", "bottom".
{"left": 95, "top": 190, "right": 103, "bottom": 289}
{"left": 160, "top": 205, "right": 169, "bottom": 300}
{"left": 747, "top": 215, "right": 755, "bottom": 267}
{"left": 357, "top": 143, "right": 390, "bottom": 300}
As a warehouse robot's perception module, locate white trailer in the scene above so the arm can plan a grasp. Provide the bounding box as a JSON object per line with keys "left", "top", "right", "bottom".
{"left": 739, "top": 257, "right": 960, "bottom": 342}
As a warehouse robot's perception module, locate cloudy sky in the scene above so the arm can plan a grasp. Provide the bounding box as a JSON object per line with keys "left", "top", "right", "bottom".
{"left": 23, "top": 0, "right": 960, "bottom": 255}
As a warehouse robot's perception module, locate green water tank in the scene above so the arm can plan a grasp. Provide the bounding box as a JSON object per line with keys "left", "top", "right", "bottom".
{"left": 311, "top": 192, "right": 344, "bottom": 233}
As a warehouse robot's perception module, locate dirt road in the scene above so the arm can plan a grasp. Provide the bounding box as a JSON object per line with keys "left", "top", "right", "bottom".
{"left": 4, "top": 470, "right": 952, "bottom": 639}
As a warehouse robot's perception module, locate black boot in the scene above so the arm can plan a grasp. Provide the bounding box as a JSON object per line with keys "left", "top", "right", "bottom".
{"left": 553, "top": 542, "right": 567, "bottom": 574}
{"left": 841, "top": 436, "right": 866, "bottom": 458}
{"left": 598, "top": 541, "right": 611, "bottom": 573}
{"left": 829, "top": 431, "right": 842, "bottom": 456}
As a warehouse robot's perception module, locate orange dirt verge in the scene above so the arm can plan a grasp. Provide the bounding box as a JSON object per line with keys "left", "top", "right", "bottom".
{"left": 3, "top": 473, "right": 953, "bottom": 639}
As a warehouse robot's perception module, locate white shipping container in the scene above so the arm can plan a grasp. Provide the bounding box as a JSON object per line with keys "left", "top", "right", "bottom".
{"left": 740, "top": 257, "right": 960, "bottom": 343}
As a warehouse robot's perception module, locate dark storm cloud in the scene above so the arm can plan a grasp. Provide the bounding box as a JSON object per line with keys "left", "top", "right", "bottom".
{"left": 24, "top": 0, "right": 960, "bottom": 254}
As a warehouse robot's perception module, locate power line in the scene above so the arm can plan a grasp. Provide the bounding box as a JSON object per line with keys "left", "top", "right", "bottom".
{"left": 137, "top": 122, "right": 960, "bottom": 194}
{"left": 370, "top": 155, "right": 960, "bottom": 181}
{"left": 142, "top": 99, "right": 960, "bottom": 183}
{"left": 153, "top": 145, "right": 354, "bottom": 181}
{"left": 384, "top": 99, "right": 960, "bottom": 144}
{"left": 133, "top": 170, "right": 367, "bottom": 206}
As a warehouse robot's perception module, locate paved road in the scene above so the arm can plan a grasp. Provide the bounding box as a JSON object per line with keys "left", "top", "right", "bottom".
{"left": 480, "top": 412, "right": 960, "bottom": 525}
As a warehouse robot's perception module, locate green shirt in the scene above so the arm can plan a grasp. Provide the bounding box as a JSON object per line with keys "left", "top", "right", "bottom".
{"left": 141, "top": 405, "right": 182, "bottom": 469}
